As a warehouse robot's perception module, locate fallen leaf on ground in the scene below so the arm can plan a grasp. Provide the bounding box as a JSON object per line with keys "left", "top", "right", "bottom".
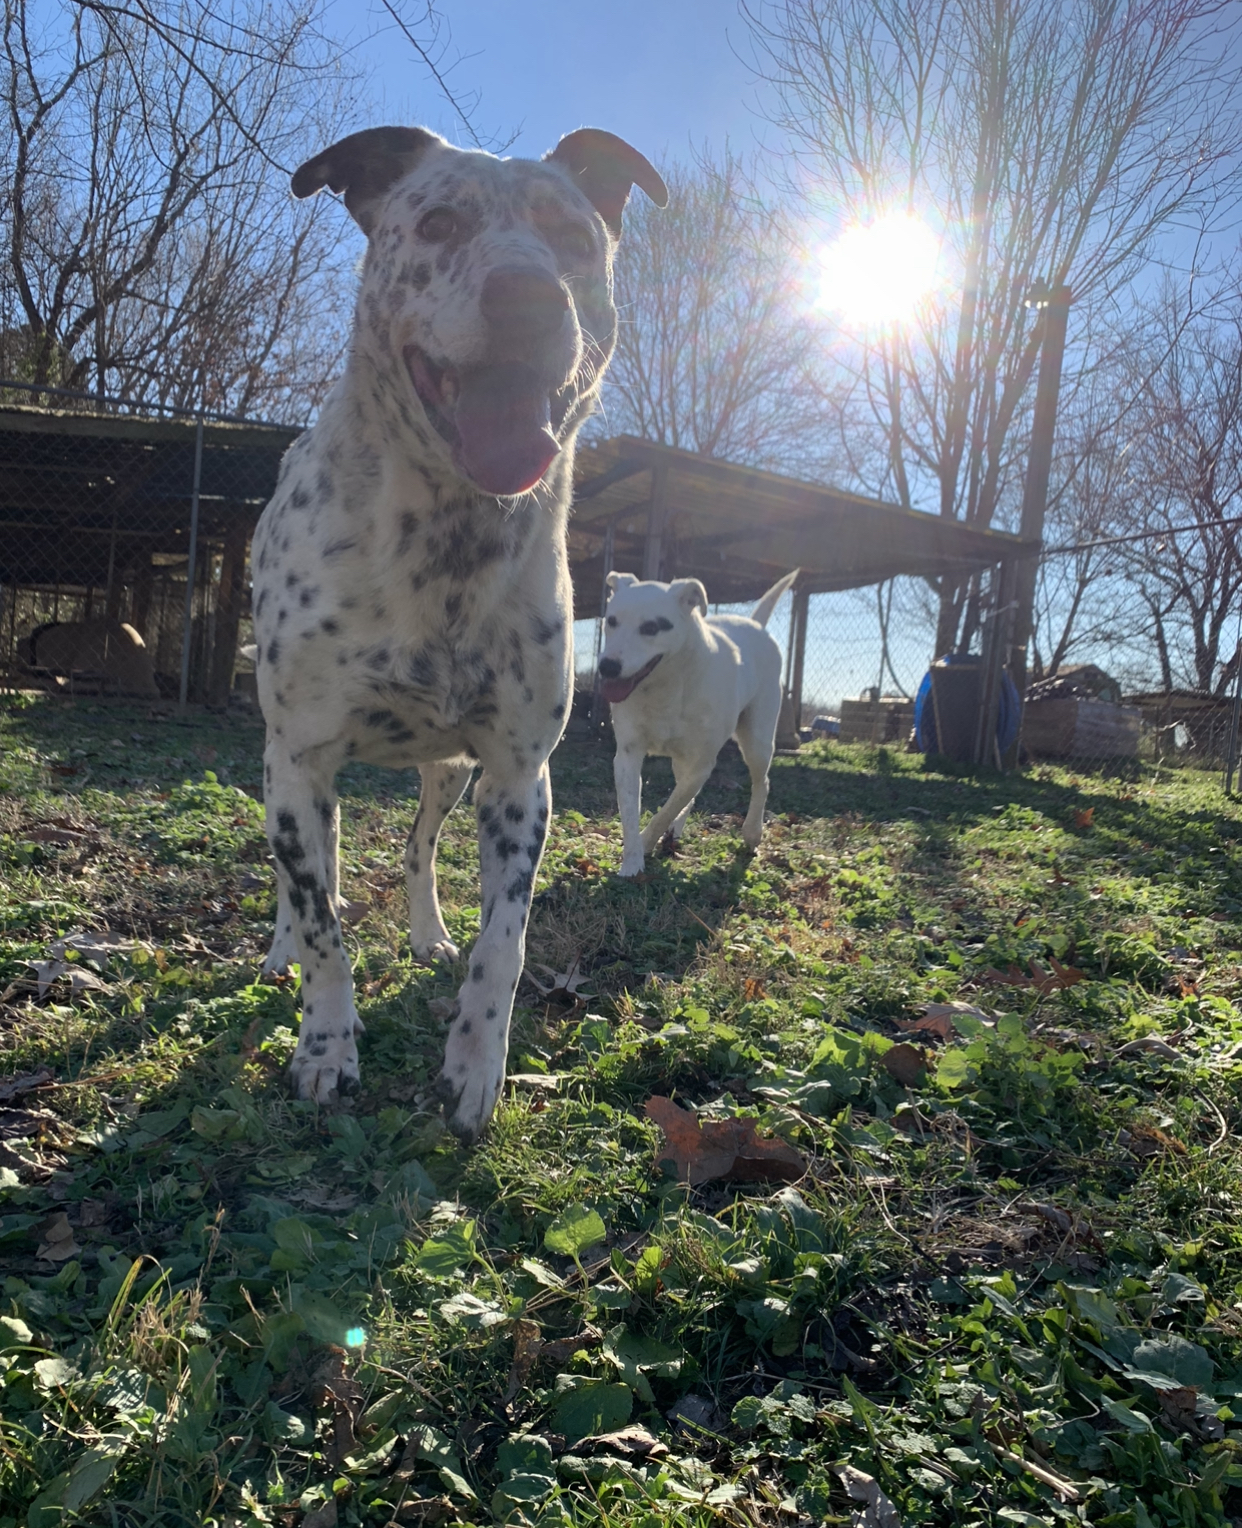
{"left": 339, "top": 900, "right": 369, "bottom": 925}
{"left": 1120, "top": 1124, "right": 1187, "bottom": 1158}
{"left": 36, "top": 1211, "right": 81, "bottom": 1262}
{"left": 581, "top": 1426, "right": 667, "bottom": 1459}
{"left": 0, "top": 1106, "right": 60, "bottom": 1141}
{"left": 0, "top": 1068, "right": 55, "bottom": 1105}
{"left": 504, "top": 1318, "right": 543, "bottom": 1403}
{"left": 742, "top": 977, "right": 767, "bottom": 1002}
{"left": 528, "top": 957, "right": 592, "bottom": 1003}
{"left": 1116, "top": 1036, "right": 1183, "bottom": 1061}
{"left": 644, "top": 1096, "right": 805, "bottom": 1185}
{"left": 837, "top": 1465, "right": 901, "bottom": 1528}
{"left": 881, "top": 1043, "right": 927, "bottom": 1086}
{"left": 311, "top": 1350, "right": 364, "bottom": 1465}
{"left": 1074, "top": 806, "right": 1095, "bottom": 828}
{"left": 981, "top": 957, "right": 1084, "bottom": 994}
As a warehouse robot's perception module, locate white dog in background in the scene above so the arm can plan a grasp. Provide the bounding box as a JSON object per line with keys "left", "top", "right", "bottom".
{"left": 597, "top": 570, "right": 799, "bottom": 876}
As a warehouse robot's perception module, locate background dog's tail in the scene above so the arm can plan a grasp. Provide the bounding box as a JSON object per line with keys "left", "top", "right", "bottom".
{"left": 749, "top": 569, "right": 800, "bottom": 627}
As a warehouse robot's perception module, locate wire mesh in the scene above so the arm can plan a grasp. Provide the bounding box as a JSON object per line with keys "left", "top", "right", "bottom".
{"left": 0, "top": 382, "right": 296, "bottom": 707}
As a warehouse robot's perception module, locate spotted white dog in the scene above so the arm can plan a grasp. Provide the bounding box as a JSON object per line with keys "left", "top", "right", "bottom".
{"left": 598, "top": 570, "right": 799, "bottom": 876}
{"left": 251, "top": 125, "right": 666, "bottom": 1140}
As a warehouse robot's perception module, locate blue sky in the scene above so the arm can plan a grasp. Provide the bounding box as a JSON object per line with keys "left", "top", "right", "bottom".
{"left": 327, "top": 1, "right": 779, "bottom": 165}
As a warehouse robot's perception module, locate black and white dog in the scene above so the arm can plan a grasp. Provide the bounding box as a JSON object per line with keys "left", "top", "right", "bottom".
{"left": 251, "top": 126, "right": 666, "bottom": 1139}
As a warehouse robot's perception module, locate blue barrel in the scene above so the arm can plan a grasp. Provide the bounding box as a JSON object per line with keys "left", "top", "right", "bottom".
{"left": 914, "top": 654, "right": 1019, "bottom": 756}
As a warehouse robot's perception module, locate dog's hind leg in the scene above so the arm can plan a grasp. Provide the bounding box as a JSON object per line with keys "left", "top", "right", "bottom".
{"left": 406, "top": 760, "right": 474, "bottom": 962}
{"left": 639, "top": 755, "right": 715, "bottom": 856}
{"left": 440, "top": 763, "right": 551, "bottom": 1141}
{"left": 265, "top": 741, "right": 362, "bottom": 1102}
{"left": 735, "top": 703, "right": 779, "bottom": 849}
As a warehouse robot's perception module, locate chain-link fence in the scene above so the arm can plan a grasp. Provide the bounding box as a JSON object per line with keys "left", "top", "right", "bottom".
{"left": 0, "top": 381, "right": 297, "bottom": 707}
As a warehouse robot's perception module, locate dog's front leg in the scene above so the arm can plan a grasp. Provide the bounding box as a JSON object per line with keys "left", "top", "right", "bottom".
{"left": 640, "top": 755, "right": 716, "bottom": 855}
{"left": 265, "top": 742, "right": 361, "bottom": 1101}
{"left": 614, "top": 744, "right": 646, "bottom": 877}
{"left": 440, "top": 764, "right": 550, "bottom": 1140}
{"left": 406, "top": 760, "right": 474, "bottom": 962}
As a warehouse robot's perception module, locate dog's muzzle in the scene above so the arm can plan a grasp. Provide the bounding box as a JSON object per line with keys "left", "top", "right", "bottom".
{"left": 598, "top": 653, "right": 662, "bottom": 704}
{"left": 403, "top": 269, "right": 573, "bottom": 498}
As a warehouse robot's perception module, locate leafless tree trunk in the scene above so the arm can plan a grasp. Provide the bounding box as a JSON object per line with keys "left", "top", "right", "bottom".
{"left": 744, "top": 0, "right": 1242, "bottom": 652}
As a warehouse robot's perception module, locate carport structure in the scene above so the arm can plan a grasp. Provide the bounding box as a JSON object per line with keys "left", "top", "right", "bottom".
{"left": 0, "top": 400, "right": 297, "bottom": 704}
{"left": 569, "top": 435, "right": 1036, "bottom": 763}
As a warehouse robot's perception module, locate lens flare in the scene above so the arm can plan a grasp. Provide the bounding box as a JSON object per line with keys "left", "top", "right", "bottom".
{"left": 815, "top": 211, "right": 941, "bottom": 325}
{"left": 345, "top": 1327, "right": 366, "bottom": 1348}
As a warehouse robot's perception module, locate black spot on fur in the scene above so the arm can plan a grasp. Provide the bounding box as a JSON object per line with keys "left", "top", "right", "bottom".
{"left": 324, "top": 538, "right": 357, "bottom": 557}
{"left": 321, "top": 617, "right": 339, "bottom": 634}
{"left": 532, "top": 616, "right": 562, "bottom": 645}
{"left": 471, "top": 964, "right": 485, "bottom": 981}
{"left": 551, "top": 702, "right": 565, "bottom": 720}
{"left": 267, "top": 640, "right": 280, "bottom": 665}
{"left": 504, "top": 804, "right": 525, "bottom": 823}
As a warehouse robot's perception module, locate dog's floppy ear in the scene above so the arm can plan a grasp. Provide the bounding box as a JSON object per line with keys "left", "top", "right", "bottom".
{"left": 545, "top": 130, "right": 669, "bottom": 238}
{"left": 672, "top": 578, "right": 708, "bottom": 616}
{"left": 292, "top": 127, "right": 443, "bottom": 235}
{"left": 605, "top": 571, "right": 639, "bottom": 595}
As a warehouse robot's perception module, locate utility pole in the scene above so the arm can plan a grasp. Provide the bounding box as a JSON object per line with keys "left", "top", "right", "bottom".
{"left": 1004, "top": 283, "right": 1072, "bottom": 768}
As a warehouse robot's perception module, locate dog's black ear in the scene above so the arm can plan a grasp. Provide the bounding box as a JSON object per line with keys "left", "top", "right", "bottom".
{"left": 605, "top": 571, "right": 639, "bottom": 596}
{"left": 672, "top": 578, "right": 708, "bottom": 616}
{"left": 545, "top": 130, "right": 668, "bottom": 237}
{"left": 292, "top": 127, "right": 443, "bottom": 234}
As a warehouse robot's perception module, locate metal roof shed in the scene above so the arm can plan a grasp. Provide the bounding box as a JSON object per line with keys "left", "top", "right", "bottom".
{"left": 570, "top": 435, "right": 1035, "bottom": 761}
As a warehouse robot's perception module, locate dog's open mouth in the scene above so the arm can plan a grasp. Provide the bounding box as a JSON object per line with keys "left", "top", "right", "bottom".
{"left": 600, "top": 653, "right": 663, "bottom": 704}
{"left": 403, "top": 344, "right": 561, "bottom": 497}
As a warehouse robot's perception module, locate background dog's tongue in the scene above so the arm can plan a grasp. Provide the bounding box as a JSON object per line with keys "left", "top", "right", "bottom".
{"left": 600, "top": 675, "right": 638, "bottom": 704}
{"left": 454, "top": 362, "right": 559, "bottom": 495}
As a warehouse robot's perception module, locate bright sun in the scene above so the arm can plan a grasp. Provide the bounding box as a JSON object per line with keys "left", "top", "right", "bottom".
{"left": 815, "top": 211, "right": 942, "bottom": 325}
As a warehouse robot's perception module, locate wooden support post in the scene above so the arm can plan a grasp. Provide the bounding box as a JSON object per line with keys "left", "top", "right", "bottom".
{"left": 789, "top": 585, "right": 810, "bottom": 731}
{"left": 642, "top": 465, "right": 670, "bottom": 581}
{"left": 207, "top": 516, "right": 252, "bottom": 709}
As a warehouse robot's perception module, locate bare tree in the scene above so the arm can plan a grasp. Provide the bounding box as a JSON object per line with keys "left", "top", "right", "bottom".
{"left": 598, "top": 148, "right": 840, "bottom": 479}
{"left": 744, "top": 0, "right": 1242, "bottom": 654}
{"left": 0, "top": 0, "right": 354, "bottom": 420}
{"left": 1122, "top": 288, "right": 1242, "bottom": 694}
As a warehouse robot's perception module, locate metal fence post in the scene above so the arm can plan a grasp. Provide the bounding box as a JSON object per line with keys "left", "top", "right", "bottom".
{"left": 178, "top": 417, "right": 204, "bottom": 711}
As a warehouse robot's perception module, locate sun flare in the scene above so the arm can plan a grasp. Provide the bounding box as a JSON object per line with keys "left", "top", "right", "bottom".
{"left": 815, "top": 211, "right": 942, "bottom": 325}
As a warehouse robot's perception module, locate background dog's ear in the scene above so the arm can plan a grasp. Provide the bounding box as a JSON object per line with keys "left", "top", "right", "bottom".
{"left": 605, "top": 571, "right": 639, "bottom": 595}
{"left": 544, "top": 130, "right": 669, "bottom": 238}
{"left": 292, "top": 127, "right": 443, "bottom": 235}
{"left": 672, "top": 578, "right": 708, "bottom": 616}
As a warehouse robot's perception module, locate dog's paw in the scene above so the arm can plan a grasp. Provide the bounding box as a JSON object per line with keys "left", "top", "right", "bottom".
{"left": 617, "top": 855, "right": 646, "bottom": 878}
{"left": 288, "top": 1014, "right": 363, "bottom": 1101}
{"left": 289, "top": 1044, "right": 361, "bottom": 1102}
{"left": 262, "top": 926, "right": 297, "bottom": 977}
{"left": 411, "top": 934, "right": 460, "bottom": 964}
{"left": 439, "top": 1021, "right": 505, "bottom": 1142}
{"left": 741, "top": 824, "right": 764, "bottom": 850}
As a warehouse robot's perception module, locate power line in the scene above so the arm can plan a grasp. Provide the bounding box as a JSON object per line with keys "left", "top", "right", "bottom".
{"left": 1042, "top": 514, "right": 1242, "bottom": 557}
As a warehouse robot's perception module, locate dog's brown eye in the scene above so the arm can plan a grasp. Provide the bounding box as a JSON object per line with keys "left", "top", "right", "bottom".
{"left": 418, "top": 207, "right": 459, "bottom": 242}
{"left": 559, "top": 224, "right": 595, "bottom": 260}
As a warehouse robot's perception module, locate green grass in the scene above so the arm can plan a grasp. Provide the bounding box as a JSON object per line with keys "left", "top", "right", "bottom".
{"left": 4, "top": 692, "right": 1242, "bottom": 1527}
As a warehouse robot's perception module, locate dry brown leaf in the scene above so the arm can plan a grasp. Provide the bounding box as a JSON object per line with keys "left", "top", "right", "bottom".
{"left": 981, "top": 958, "right": 1084, "bottom": 995}
{"left": 36, "top": 1211, "right": 81, "bottom": 1263}
{"left": 742, "top": 977, "right": 767, "bottom": 1002}
{"left": 1074, "top": 806, "right": 1095, "bottom": 829}
{"left": 339, "top": 900, "right": 369, "bottom": 926}
{"left": 644, "top": 1096, "right": 805, "bottom": 1185}
{"left": 1121, "top": 1124, "right": 1187, "bottom": 1158}
{"left": 504, "top": 1318, "right": 542, "bottom": 1404}
{"left": 0, "top": 1068, "right": 56, "bottom": 1105}
{"left": 881, "top": 1043, "right": 927, "bottom": 1087}
{"left": 311, "top": 1350, "right": 364, "bottom": 1465}
{"left": 837, "top": 1465, "right": 902, "bottom": 1528}
{"left": 581, "top": 1426, "right": 668, "bottom": 1459}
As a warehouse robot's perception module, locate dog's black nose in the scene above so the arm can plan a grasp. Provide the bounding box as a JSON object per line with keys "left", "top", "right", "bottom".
{"left": 482, "top": 268, "right": 570, "bottom": 342}
{"left": 598, "top": 656, "right": 621, "bottom": 679}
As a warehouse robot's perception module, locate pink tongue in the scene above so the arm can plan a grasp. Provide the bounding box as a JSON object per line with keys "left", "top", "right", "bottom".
{"left": 601, "top": 675, "right": 638, "bottom": 704}
{"left": 453, "top": 362, "right": 559, "bottom": 495}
